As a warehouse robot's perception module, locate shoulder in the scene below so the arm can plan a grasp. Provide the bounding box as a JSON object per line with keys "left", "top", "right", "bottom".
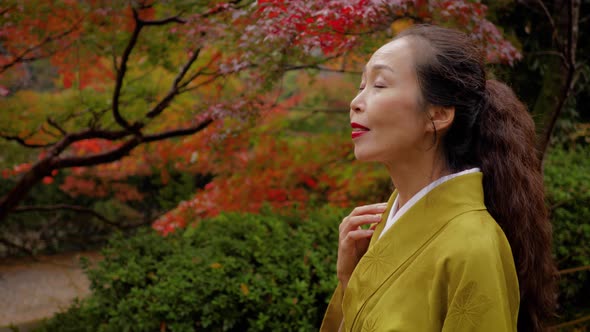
{"left": 436, "top": 209, "right": 514, "bottom": 264}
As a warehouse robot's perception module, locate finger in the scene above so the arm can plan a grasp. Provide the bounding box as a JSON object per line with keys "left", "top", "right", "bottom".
{"left": 342, "top": 229, "right": 375, "bottom": 245}
{"left": 339, "top": 203, "right": 388, "bottom": 233}
{"left": 339, "top": 216, "right": 349, "bottom": 233}
{"left": 340, "top": 214, "right": 377, "bottom": 232}
{"left": 338, "top": 213, "right": 383, "bottom": 239}
{"left": 340, "top": 214, "right": 382, "bottom": 237}
{"left": 349, "top": 203, "right": 389, "bottom": 217}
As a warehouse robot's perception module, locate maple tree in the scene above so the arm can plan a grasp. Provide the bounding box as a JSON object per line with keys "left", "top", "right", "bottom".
{"left": 0, "top": 0, "right": 521, "bottom": 226}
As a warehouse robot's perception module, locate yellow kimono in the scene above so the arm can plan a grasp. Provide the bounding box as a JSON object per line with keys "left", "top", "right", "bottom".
{"left": 321, "top": 172, "right": 519, "bottom": 331}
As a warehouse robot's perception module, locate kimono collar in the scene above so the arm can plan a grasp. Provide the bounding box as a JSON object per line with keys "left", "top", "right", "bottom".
{"left": 379, "top": 167, "right": 481, "bottom": 239}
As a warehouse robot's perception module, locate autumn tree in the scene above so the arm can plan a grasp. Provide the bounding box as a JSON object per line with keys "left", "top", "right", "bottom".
{"left": 0, "top": 0, "right": 351, "bottom": 221}
{"left": 0, "top": 0, "right": 522, "bottom": 224}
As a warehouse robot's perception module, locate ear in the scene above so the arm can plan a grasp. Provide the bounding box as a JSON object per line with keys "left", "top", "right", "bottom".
{"left": 426, "top": 105, "right": 455, "bottom": 133}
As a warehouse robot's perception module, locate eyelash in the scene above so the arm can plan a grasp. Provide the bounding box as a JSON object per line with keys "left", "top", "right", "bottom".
{"left": 358, "top": 84, "right": 385, "bottom": 91}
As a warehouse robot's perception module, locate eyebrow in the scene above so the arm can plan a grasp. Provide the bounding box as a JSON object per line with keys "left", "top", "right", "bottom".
{"left": 363, "top": 64, "right": 395, "bottom": 74}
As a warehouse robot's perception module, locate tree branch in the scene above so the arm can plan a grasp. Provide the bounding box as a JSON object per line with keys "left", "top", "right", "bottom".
{"left": 0, "top": 117, "right": 210, "bottom": 221}
{"left": 47, "top": 128, "right": 131, "bottom": 158}
{"left": 0, "top": 5, "right": 16, "bottom": 17}
{"left": 0, "top": 18, "right": 83, "bottom": 74}
{"left": 143, "top": 118, "right": 214, "bottom": 142}
{"left": 52, "top": 137, "right": 140, "bottom": 168}
{"left": 53, "top": 119, "right": 213, "bottom": 168}
{"left": 0, "top": 134, "right": 54, "bottom": 148}
{"left": 283, "top": 54, "right": 361, "bottom": 75}
{"left": 290, "top": 107, "right": 349, "bottom": 113}
{"left": 146, "top": 48, "right": 202, "bottom": 118}
{"left": 177, "top": 52, "right": 224, "bottom": 87}
{"left": 39, "top": 124, "right": 61, "bottom": 139}
{"left": 529, "top": 50, "right": 568, "bottom": 63}
{"left": 83, "top": 129, "right": 131, "bottom": 141}
{"left": 558, "top": 264, "right": 590, "bottom": 275}
{"left": 112, "top": 8, "right": 144, "bottom": 131}
{"left": 567, "top": 0, "right": 579, "bottom": 66}
{"left": 537, "top": 0, "right": 580, "bottom": 162}
{"left": 178, "top": 72, "right": 226, "bottom": 93}
{"left": 140, "top": 15, "right": 186, "bottom": 26}
{"left": 12, "top": 204, "right": 120, "bottom": 228}
{"left": 534, "top": 0, "right": 557, "bottom": 34}
{"left": 47, "top": 118, "right": 67, "bottom": 136}
{"left": 549, "top": 314, "right": 590, "bottom": 329}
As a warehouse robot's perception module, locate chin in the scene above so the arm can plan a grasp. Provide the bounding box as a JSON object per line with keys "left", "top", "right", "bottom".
{"left": 353, "top": 148, "right": 377, "bottom": 162}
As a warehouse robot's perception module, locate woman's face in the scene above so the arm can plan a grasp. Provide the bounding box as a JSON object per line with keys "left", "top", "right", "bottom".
{"left": 350, "top": 37, "right": 431, "bottom": 166}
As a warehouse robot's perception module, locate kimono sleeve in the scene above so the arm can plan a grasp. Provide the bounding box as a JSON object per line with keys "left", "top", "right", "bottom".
{"left": 320, "top": 282, "right": 344, "bottom": 332}
{"left": 441, "top": 222, "right": 519, "bottom": 332}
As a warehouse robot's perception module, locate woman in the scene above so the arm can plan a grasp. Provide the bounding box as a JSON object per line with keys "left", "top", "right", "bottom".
{"left": 321, "top": 25, "right": 556, "bottom": 331}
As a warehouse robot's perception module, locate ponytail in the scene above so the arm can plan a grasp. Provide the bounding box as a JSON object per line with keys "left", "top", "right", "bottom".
{"left": 396, "top": 25, "right": 558, "bottom": 331}
{"left": 476, "top": 80, "right": 557, "bottom": 331}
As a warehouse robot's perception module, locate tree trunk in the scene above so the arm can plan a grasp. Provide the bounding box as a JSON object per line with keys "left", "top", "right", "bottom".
{"left": 533, "top": 0, "right": 580, "bottom": 164}
{"left": 0, "top": 159, "right": 53, "bottom": 220}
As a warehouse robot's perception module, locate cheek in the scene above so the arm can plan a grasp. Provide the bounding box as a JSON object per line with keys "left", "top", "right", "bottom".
{"left": 371, "top": 92, "right": 423, "bottom": 129}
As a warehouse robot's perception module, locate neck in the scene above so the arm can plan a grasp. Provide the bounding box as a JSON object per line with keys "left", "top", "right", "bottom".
{"left": 385, "top": 156, "right": 450, "bottom": 208}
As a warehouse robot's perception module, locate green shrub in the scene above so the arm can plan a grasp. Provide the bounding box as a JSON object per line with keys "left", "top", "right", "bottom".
{"left": 544, "top": 146, "right": 590, "bottom": 318}
{"left": 36, "top": 206, "right": 344, "bottom": 332}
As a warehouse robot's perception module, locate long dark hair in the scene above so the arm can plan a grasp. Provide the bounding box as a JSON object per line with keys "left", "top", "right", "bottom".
{"left": 395, "top": 25, "right": 557, "bottom": 331}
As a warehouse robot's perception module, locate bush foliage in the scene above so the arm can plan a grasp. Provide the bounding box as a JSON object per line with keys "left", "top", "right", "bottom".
{"left": 36, "top": 206, "right": 345, "bottom": 332}
{"left": 544, "top": 146, "right": 590, "bottom": 318}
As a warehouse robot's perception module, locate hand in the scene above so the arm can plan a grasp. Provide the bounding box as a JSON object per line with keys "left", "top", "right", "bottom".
{"left": 337, "top": 202, "right": 388, "bottom": 288}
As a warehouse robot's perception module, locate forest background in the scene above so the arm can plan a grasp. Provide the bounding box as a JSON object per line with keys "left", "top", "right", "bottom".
{"left": 0, "top": 0, "right": 588, "bottom": 330}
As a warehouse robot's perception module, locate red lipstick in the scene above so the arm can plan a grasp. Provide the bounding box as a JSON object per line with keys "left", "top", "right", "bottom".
{"left": 351, "top": 122, "right": 370, "bottom": 139}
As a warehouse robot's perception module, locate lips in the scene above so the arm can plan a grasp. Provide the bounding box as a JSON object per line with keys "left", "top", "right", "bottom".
{"left": 351, "top": 122, "right": 370, "bottom": 139}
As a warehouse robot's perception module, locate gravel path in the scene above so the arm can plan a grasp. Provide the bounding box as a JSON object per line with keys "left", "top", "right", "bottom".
{"left": 0, "top": 251, "right": 101, "bottom": 330}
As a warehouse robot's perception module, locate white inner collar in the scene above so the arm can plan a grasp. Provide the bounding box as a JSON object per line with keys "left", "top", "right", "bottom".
{"left": 378, "top": 168, "right": 481, "bottom": 239}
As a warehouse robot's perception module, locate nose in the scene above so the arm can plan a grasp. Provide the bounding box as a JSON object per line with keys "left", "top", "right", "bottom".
{"left": 350, "top": 93, "right": 364, "bottom": 114}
